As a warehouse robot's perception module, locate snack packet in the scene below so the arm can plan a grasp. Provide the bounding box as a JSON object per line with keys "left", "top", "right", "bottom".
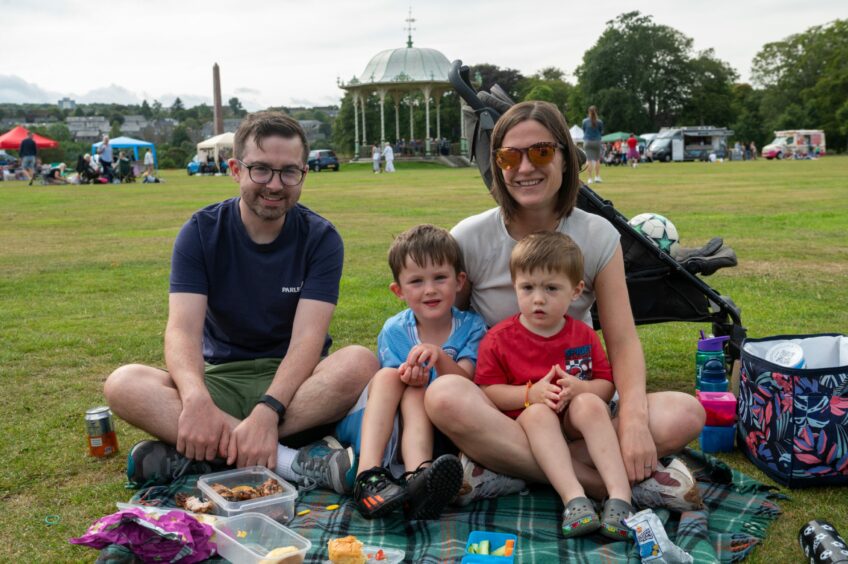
{"left": 624, "top": 509, "right": 692, "bottom": 563}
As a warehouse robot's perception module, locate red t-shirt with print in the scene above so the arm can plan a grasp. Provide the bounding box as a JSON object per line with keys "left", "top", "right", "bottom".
{"left": 474, "top": 314, "right": 613, "bottom": 419}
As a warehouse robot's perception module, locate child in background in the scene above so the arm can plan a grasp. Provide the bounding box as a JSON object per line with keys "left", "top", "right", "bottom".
{"left": 338, "top": 224, "right": 487, "bottom": 520}
{"left": 474, "top": 232, "right": 632, "bottom": 540}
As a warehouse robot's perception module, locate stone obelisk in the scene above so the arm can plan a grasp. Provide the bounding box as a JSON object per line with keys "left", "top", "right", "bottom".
{"left": 213, "top": 63, "right": 223, "bottom": 135}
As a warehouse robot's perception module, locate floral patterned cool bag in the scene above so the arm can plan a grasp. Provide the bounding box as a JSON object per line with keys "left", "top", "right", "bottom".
{"left": 738, "top": 334, "right": 848, "bottom": 487}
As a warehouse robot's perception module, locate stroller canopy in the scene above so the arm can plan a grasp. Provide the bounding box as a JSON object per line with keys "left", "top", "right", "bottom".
{"left": 0, "top": 126, "right": 59, "bottom": 150}
{"left": 92, "top": 136, "right": 157, "bottom": 168}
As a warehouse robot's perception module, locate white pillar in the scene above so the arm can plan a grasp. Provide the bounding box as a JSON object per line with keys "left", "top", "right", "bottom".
{"left": 353, "top": 92, "right": 360, "bottom": 158}
{"left": 378, "top": 89, "right": 387, "bottom": 143}
{"left": 392, "top": 92, "right": 401, "bottom": 142}
{"left": 408, "top": 97, "right": 414, "bottom": 143}
{"left": 361, "top": 96, "right": 367, "bottom": 146}
{"left": 436, "top": 94, "right": 441, "bottom": 141}
{"left": 423, "top": 86, "right": 432, "bottom": 156}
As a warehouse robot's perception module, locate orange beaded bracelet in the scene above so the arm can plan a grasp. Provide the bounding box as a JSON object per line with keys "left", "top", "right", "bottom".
{"left": 524, "top": 381, "right": 532, "bottom": 408}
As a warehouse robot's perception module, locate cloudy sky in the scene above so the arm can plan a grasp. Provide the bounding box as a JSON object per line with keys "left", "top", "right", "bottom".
{"left": 2, "top": 0, "right": 843, "bottom": 109}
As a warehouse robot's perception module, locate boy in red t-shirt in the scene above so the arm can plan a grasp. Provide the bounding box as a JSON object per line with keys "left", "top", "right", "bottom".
{"left": 475, "top": 232, "right": 632, "bottom": 540}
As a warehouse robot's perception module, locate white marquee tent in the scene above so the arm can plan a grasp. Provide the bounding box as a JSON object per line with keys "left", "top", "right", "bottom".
{"left": 197, "top": 132, "right": 235, "bottom": 163}
{"left": 569, "top": 125, "right": 584, "bottom": 144}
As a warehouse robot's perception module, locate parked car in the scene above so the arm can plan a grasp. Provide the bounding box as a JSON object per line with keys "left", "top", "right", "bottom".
{"left": 0, "top": 150, "right": 19, "bottom": 168}
{"left": 307, "top": 149, "right": 339, "bottom": 172}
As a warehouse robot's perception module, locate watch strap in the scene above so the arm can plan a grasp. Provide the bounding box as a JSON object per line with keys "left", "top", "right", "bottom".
{"left": 258, "top": 394, "right": 286, "bottom": 422}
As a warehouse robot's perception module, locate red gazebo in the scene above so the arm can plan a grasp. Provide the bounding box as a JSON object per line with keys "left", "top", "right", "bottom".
{"left": 0, "top": 126, "right": 59, "bottom": 150}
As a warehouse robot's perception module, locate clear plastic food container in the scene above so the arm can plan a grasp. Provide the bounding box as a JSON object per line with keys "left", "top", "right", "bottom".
{"left": 198, "top": 466, "right": 297, "bottom": 523}
{"left": 213, "top": 512, "right": 311, "bottom": 564}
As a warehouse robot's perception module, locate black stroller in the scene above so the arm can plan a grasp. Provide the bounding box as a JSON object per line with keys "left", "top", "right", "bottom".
{"left": 449, "top": 60, "right": 746, "bottom": 366}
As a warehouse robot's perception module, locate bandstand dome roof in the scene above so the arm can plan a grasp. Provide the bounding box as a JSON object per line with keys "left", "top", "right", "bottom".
{"left": 354, "top": 46, "right": 451, "bottom": 85}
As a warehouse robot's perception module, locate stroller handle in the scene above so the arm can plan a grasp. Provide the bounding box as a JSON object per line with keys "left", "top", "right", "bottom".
{"left": 449, "top": 60, "right": 487, "bottom": 112}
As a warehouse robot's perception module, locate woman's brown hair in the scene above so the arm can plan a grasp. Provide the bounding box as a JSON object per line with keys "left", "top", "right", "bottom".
{"left": 489, "top": 101, "right": 580, "bottom": 222}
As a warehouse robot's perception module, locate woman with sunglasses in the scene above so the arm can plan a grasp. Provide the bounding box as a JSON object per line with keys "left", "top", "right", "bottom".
{"left": 425, "top": 101, "right": 705, "bottom": 507}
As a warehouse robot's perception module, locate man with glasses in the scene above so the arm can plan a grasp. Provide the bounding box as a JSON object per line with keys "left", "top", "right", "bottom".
{"left": 105, "top": 111, "right": 378, "bottom": 494}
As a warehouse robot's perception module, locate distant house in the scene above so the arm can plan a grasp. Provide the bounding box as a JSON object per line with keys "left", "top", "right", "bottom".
{"left": 58, "top": 97, "right": 76, "bottom": 111}
{"left": 67, "top": 116, "right": 110, "bottom": 141}
{"left": 298, "top": 120, "right": 326, "bottom": 143}
{"left": 121, "top": 115, "right": 150, "bottom": 136}
{"left": 201, "top": 118, "right": 242, "bottom": 139}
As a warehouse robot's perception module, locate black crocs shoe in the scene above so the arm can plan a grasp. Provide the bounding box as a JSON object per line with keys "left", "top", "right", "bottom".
{"left": 353, "top": 467, "right": 408, "bottom": 519}
{"left": 403, "top": 454, "right": 463, "bottom": 520}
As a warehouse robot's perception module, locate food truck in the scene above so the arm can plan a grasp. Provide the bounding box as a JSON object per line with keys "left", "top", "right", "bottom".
{"left": 646, "top": 126, "right": 733, "bottom": 162}
{"left": 761, "top": 130, "right": 826, "bottom": 159}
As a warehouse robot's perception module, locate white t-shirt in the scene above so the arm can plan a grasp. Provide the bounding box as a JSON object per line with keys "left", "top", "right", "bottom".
{"left": 144, "top": 152, "right": 154, "bottom": 165}
{"left": 382, "top": 145, "right": 394, "bottom": 161}
{"left": 451, "top": 207, "right": 620, "bottom": 328}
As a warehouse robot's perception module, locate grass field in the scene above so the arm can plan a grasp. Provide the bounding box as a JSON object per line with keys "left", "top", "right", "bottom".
{"left": 1, "top": 157, "right": 847, "bottom": 562}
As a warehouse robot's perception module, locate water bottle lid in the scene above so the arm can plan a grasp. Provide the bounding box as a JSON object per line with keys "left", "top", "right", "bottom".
{"left": 700, "top": 359, "right": 727, "bottom": 382}
{"left": 698, "top": 335, "right": 729, "bottom": 352}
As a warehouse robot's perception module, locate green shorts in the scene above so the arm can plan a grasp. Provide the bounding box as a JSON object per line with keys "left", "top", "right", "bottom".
{"left": 204, "top": 358, "right": 281, "bottom": 420}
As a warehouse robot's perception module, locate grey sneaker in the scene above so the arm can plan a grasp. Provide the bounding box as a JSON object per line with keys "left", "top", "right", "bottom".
{"left": 631, "top": 457, "right": 703, "bottom": 512}
{"left": 453, "top": 452, "right": 526, "bottom": 506}
{"left": 126, "top": 440, "right": 217, "bottom": 487}
{"left": 291, "top": 436, "right": 356, "bottom": 495}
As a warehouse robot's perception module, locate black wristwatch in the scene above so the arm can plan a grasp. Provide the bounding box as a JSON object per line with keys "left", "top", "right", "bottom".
{"left": 257, "top": 394, "right": 287, "bottom": 424}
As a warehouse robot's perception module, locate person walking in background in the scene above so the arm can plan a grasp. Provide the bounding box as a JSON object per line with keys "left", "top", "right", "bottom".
{"left": 749, "top": 141, "right": 758, "bottom": 160}
{"left": 581, "top": 106, "right": 603, "bottom": 184}
{"left": 372, "top": 143, "right": 382, "bottom": 174}
{"left": 19, "top": 131, "right": 37, "bottom": 185}
{"left": 626, "top": 133, "right": 639, "bottom": 168}
{"left": 97, "top": 135, "right": 114, "bottom": 182}
{"left": 382, "top": 142, "right": 395, "bottom": 173}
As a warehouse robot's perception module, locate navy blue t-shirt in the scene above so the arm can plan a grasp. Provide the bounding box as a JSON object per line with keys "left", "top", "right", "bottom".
{"left": 169, "top": 197, "right": 343, "bottom": 363}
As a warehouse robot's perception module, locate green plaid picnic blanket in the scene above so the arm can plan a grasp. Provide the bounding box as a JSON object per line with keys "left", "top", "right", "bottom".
{"left": 119, "top": 449, "right": 784, "bottom": 563}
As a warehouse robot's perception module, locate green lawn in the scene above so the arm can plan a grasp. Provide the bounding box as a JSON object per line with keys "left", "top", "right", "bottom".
{"left": 1, "top": 157, "right": 847, "bottom": 562}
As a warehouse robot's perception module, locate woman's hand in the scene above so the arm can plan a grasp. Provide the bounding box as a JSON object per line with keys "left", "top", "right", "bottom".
{"left": 529, "top": 366, "right": 562, "bottom": 411}
{"left": 618, "top": 411, "right": 658, "bottom": 482}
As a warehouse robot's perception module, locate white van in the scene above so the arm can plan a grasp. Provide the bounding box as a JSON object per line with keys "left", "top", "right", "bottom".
{"left": 761, "top": 130, "right": 826, "bottom": 159}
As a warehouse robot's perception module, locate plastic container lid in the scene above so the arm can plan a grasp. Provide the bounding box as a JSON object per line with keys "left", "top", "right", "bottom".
{"left": 197, "top": 466, "right": 297, "bottom": 524}
{"left": 213, "top": 512, "right": 311, "bottom": 564}
{"left": 700, "top": 359, "right": 726, "bottom": 381}
{"left": 698, "top": 335, "right": 729, "bottom": 352}
{"left": 766, "top": 342, "right": 806, "bottom": 369}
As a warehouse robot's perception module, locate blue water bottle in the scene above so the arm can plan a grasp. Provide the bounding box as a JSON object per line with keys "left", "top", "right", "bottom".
{"left": 699, "top": 359, "right": 729, "bottom": 392}
{"left": 695, "top": 334, "right": 729, "bottom": 389}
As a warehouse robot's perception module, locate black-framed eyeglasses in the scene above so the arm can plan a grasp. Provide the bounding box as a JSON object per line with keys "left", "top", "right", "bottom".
{"left": 494, "top": 142, "right": 565, "bottom": 170}
{"left": 237, "top": 160, "right": 306, "bottom": 186}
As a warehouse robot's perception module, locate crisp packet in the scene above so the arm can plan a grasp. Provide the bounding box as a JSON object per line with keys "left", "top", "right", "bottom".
{"left": 624, "top": 509, "right": 693, "bottom": 563}
{"left": 69, "top": 507, "right": 216, "bottom": 563}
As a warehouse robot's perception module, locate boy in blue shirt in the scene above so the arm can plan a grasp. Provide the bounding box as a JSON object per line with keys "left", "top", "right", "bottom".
{"left": 337, "top": 224, "right": 487, "bottom": 519}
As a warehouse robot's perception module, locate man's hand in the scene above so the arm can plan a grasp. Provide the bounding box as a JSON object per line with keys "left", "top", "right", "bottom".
{"left": 529, "top": 366, "right": 562, "bottom": 411}
{"left": 554, "top": 366, "right": 586, "bottom": 412}
{"left": 618, "top": 412, "right": 658, "bottom": 483}
{"left": 177, "top": 396, "right": 232, "bottom": 462}
{"left": 226, "top": 405, "right": 280, "bottom": 469}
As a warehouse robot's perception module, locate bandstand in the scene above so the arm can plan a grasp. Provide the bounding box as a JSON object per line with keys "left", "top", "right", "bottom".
{"left": 338, "top": 14, "right": 468, "bottom": 160}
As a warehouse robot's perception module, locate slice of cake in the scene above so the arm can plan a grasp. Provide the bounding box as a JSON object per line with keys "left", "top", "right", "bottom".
{"left": 328, "top": 535, "right": 366, "bottom": 564}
